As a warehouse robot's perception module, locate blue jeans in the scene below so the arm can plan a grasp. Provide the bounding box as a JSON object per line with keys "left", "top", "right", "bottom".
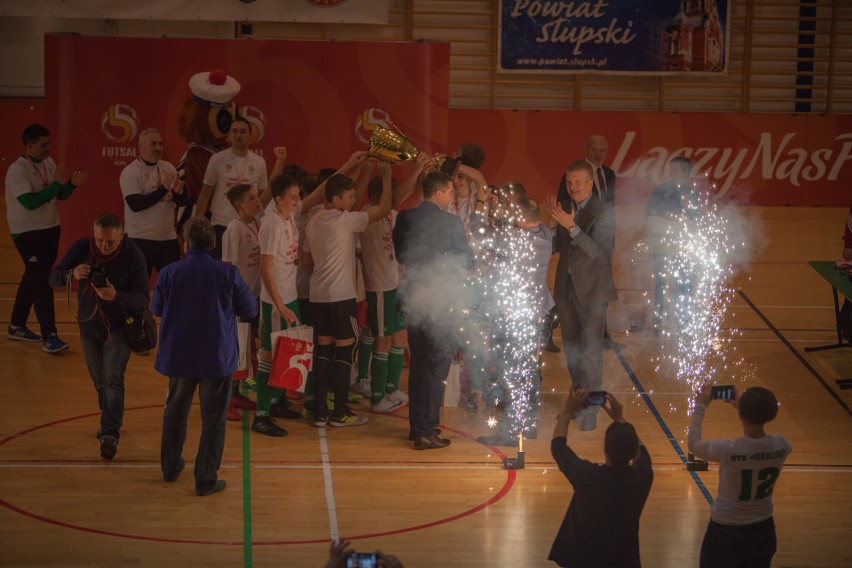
{"left": 79, "top": 323, "right": 132, "bottom": 440}
{"left": 161, "top": 375, "right": 231, "bottom": 492}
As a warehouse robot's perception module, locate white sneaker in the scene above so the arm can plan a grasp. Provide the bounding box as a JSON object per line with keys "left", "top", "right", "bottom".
{"left": 355, "top": 378, "right": 372, "bottom": 398}
{"left": 371, "top": 394, "right": 407, "bottom": 414}
{"left": 388, "top": 389, "right": 409, "bottom": 404}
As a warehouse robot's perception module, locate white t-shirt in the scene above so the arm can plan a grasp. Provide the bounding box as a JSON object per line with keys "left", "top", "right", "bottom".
{"left": 119, "top": 158, "right": 178, "bottom": 241}
{"left": 360, "top": 204, "right": 399, "bottom": 292}
{"left": 4, "top": 156, "right": 60, "bottom": 234}
{"left": 305, "top": 208, "right": 369, "bottom": 303}
{"left": 202, "top": 148, "right": 268, "bottom": 227}
{"left": 222, "top": 216, "right": 262, "bottom": 297}
{"left": 259, "top": 203, "right": 303, "bottom": 306}
{"left": 447, "top": 192, "right": 478, "bottom": 241}
{"left": 296, "top": 203, "right": 323, "bottom": 300}
{"left": 688, "top": 404, "right": 792, "bottom": 525}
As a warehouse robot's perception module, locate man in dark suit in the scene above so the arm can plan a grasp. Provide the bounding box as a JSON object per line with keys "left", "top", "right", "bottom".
{"left": 546, "top": 161, "right": 617, "bottom": 431}
{"left": 393, "top": 171, "right": 475, "bottom": 450}
{"left": 556, "top": 134, "right": 616, "bottom": 205}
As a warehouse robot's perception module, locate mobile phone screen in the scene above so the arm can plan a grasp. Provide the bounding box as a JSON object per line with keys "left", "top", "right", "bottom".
{"left": 711, "top": 385, "right": 734, "bottom": 400}
{"left": 586, "top": 391, "right": 607, "bottom": 406}
{"left": 347, "top": 553, "right": 378, "bottom": 568}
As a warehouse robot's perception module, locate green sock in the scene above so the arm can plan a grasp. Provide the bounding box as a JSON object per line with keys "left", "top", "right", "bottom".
{"left": 357, "top": 335, "right": 374, "bottom": 379}
{"left": 255, "top": 360, "right": 283, "bottom": 417}
{"left": 370, "top": 351, "right": 389, "bottom": 404}
{"left": 387, "top": 345, "right": 405, "bottom": 393}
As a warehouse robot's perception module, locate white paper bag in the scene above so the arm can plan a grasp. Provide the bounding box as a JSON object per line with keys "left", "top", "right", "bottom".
{"left": 232, "top": 321, "right": 252, "bottom": 380}
{"left": 443, "top": 360, "right": 461, "bottom": 407}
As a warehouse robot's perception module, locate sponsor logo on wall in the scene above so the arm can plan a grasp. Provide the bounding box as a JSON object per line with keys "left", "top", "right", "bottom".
{"left": 100, "top": 103, "right": 139, "bottom": 166}
{"left": 355, "top": 107, "right": 391, "bottom": 145}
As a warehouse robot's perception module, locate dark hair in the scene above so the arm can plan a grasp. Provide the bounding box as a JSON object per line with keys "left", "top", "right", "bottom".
{"left": 226, "top": 184, "right": 253, "bottom": 207}
{"left": 231, "top": 116, "right": 251, "bottom": 129}
{"left": 604, "top": 422, "right": 639, "bottom": 468}
{"left": 94, "top": 213, "right": 122, "bottom": 230}
{"left": 458, "top": 142, "right": 485, "bottom": 169}
{"left": 517, "top": 197, "right": 540, "bottom": 223}
{"left": 738, "top": 387, "right": 779, "bottom": 425}
{"left": 271, "top": 175, "right": 302, "bottom": 199}
{"left": 422, "top": 171, "right": 453, "bottom": 198}
{"left": 317, "top": 167, "right": 337, "bottom": 185}
{"left": 368, "top": 175, "right": 398, "bottom": 201}
{"left": 566, "top": 160, "right": 593, "bottom": 178}
{"left": 500, "top": 181, "right": 527, "bottom": 202}
{"left": 670, "top": 156, "right": 692, "bottom": 172}
{"left": 183, "top": 216, "right": 216, "bottom": 251}
{"left": 22, "top": 123, "right": 50, "bottom": 146}
{"left": 325, "top": 174, "right": 355, "bottom": 202}
{"left": 282, "top": 164, "right": 308, "bottom": 181}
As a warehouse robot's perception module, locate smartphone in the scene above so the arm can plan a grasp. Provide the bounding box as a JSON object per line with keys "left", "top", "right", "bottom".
{"left": 711, "top": 385, "right": 734, "bottom": 400}
{"left": 347, "top": 553, "right": 378, "bottom": 568}
{"left": 586, "top": 391, "right": 607, "bottom": 406}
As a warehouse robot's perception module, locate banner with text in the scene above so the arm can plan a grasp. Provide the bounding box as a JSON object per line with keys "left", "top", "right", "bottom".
{"left": 447, "top": 109, "right": 852, "bottom": 208}
{"left": 499, "top": 0, "right": 729, "bottom": 73}
{"left": 44, "top": 35, "right": 449, "bottom": 249}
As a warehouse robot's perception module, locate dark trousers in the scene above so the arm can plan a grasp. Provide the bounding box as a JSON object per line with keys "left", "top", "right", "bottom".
{"left": 407, "top": 324, "right": 453, "bottom": 439}
{"left": 556, "top": 279, "right": 606, "bottom": 390}
{"left": 213, "top": 224, "right": 227, "bottom": 259}
{"left": 131, "top": 238, "right": 181, "bottom": 280}
{"left": 161, "top": 375, "right": 231, "bottom": 492}
{"left": 79, "top": 323, "right": 132, "bottom": 440}
{"left": 10, "top": 225, "right": 60, "bottom": 336}
{"left": 700, "top": 517, "right": 776, "bottom": 568}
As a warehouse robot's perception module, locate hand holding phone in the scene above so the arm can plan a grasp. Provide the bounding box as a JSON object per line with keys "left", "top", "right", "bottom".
{"left": 710, "top": 385, "right": 735, "bottom": 400}
{"left": 347, "top": 552, "right": 378, "bottom": 568}
{"left": 586, "top": 390, "right": 607, "bottom": 406}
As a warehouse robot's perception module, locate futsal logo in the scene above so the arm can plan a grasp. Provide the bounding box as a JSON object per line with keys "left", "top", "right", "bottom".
{"left": 100, "top": 104, "right": 139, "bottom": 143}
{"left": 355, "top": 108, "right": 391, "bottom": 145}
{"left": 239, "top": 105, "right": 267, "bottom": 145}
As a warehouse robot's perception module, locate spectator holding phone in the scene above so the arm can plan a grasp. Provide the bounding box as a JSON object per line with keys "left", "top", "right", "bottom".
{"left": 688, "top": 385, "right": 792, "bottom": 568}
{"left": 324, "top": 540, "right": 403, "bottom": 568}
{"left": 549, "top": 389, "right": 653, "bottom": 567}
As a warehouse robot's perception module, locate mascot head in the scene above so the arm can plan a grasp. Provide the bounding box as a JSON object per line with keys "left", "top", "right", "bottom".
{"left": 177, "top": 69, "right": 241, "bottom": 148}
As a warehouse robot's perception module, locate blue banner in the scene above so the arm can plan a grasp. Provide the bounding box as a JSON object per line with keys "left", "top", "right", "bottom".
{"left": 499, "top": 0, "right": 729, "bottom": 73}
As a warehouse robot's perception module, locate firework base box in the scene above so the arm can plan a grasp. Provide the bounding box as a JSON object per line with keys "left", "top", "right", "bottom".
{"left": 503, "top": 450, "right": 525, "bottom": 470}
{"left": 686, "top": 453, "right": 708, "bottom": 471}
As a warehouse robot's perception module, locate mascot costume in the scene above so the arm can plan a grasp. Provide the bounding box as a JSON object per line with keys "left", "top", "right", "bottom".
{"left": 176, "top": 69, "right": 241, "bottom": 230}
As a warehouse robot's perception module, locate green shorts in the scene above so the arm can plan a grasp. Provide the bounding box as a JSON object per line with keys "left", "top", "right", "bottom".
{"left": 366, "top": 289, "right": 406, "bottom": 337}
{"left": 260, "top": 299, "right": 301, "bottom": 352}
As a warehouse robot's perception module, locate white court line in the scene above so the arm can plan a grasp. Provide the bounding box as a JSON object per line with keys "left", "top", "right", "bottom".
{"left": 318, "top": 428, "right": 339, "bottom": 542}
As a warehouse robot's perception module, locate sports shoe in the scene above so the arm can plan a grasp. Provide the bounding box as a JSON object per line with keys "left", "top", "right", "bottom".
{"left": 251, "top": 416, "right": 288, "bottom": 437}
{"left": 100, "top": 436, "right": 118, "bottom": 460}
{"left": 328, "top": 411, "right": 368, "bottom": 427}
{"left": 7, "top": 325, "right": 42, "bottom": 343}
{"left": 371, "top": 394, "right": 407, "bottom": 414}
{"left": 270, "top": 402, "right": 301, "bottom": 420}
{"left": 230, "top": 393, "right": 256, "bottom": 410}
{"left": 245, "top": 376, "right": 257, "bottom": 392}
{"left": 355, "top": 378, "right": 372, "bottom": 398}
{"left": 226, "top": 406, "right": 241, "bottom": 421}
{"left": 388, "top": 389, "right": 409, "bottom": 404}
{"left": 312, "top": 414, "right": 329, "bottom": 428}
{"left": 42, "top": 333, "right": 69, "bottom": 354}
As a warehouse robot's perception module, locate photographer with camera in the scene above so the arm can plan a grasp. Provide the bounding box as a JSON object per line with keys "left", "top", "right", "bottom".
{"left": 50, "top": 213, "right": 149, "bottom": 460}
{"left": 687, "top": 385, "right": 792, "bottom": 568}
{"left": 549, "top": 389, "right": 653, "bottom": 568}
{"left": 324, "top": 540, "right": 403, "bottom": 568}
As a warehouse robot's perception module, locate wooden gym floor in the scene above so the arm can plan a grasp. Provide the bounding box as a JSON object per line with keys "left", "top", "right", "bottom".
{"left": 0, "top": 204, "right": 850, "bottom": 567}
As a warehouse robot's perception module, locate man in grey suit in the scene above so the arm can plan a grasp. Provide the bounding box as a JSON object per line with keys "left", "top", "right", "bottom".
{"left": 546, "top": 160, "right": 617, "bottom": 431}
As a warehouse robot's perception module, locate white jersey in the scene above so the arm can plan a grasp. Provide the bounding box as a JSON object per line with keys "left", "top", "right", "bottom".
{"left": 259, "top": 202, "right": 303, "bottom": 306}
{"left": 296, "top": 203, "right": 323, "bottom": 299}
{"left": 222, "top": 216, "right": 262, "bottom": 297}
{"left": 305, "top": 208, "right": 369, "bottom": 303}
{"left": 4, "top": 156, "right": 60, "bottom": 234}
{"left": 688, "top": 404, "right": 792, "bottom": 526}
{"left": 447, "top": 192, "right": 478, "bottom": 241}
{"left": 119, "top": 158, "right": 178, "bottom": 241}
{"left": 360, "top": 204, "right": 399, "bottom": 292}
{"left": 202, "top": 148, "right": 268, "bottom": 227}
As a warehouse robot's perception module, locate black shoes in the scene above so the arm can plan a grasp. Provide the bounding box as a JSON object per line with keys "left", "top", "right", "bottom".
{"left": 196, "top": 480, "right": 226, "bottom": 497}
{"left": 413, "top": 435, "right": 451, "bottom": 450}
{"left": 270, "top": 400, "right": 302, "bottom": 420}
{"left": 99, "top": 436, "right": 117, "bottom": 460}
{"left": 251, "top": 416, "right": 289, "bottom": 437}
{"left": 163, "top": 459, "right": 185, "bottom": 482}
{"left": 408, "top": 428, "right": 441, "bottom": 441}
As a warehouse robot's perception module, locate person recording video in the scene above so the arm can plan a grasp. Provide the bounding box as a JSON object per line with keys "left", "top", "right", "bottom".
{"left": 324, "top": 540, "right": 403, "bottom": 568}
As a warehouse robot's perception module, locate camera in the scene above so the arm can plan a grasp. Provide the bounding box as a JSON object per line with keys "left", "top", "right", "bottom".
{"left": 586, "top": 391, "right": 607, "bottom": 406}
{"left": 710, "top": 385, "right": 734, "bottom": 400}
{"left": 89, "top": 264, "right": 108, "bottom": 289}
{"left": 347, "top": 552, "right": 378, "bottom": 568}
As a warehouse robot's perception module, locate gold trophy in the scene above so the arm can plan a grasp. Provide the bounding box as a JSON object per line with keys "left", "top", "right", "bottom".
{"left": 366, "top": 125, "right": 450, "bottom": 172}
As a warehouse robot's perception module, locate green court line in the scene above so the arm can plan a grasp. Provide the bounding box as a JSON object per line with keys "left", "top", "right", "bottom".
{"left": 241, "top": 393, "right": 253, "bottom": 567}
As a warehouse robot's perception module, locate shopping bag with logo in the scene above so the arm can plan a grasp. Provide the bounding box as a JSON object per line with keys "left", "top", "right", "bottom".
{"left": 232, "top": 321, "right": 252, "bottom": 381}
{"left": 269, "top": 326, "right": 314, "bottom": 392}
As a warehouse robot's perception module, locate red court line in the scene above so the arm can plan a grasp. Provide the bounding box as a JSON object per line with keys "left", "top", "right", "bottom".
{"left": 0, "top": 405, "right": 518, "bottom": 546}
